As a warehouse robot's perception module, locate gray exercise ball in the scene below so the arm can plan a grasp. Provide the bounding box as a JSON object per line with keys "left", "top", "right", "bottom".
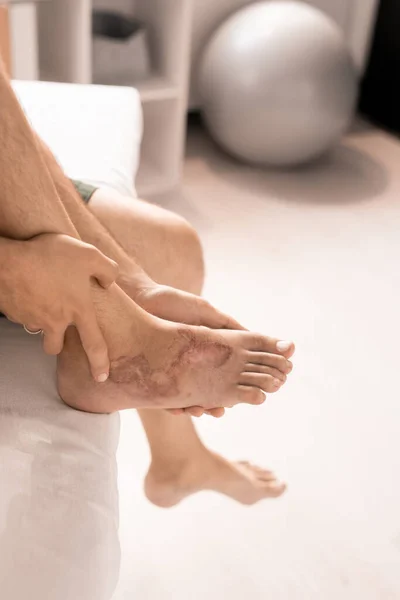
{"left": 198, "top": 1, "right": 358, "bottom": 167}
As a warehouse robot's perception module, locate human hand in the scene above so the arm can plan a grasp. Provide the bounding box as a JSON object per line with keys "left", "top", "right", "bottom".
{"left": 0, "top": 234, "right": 118, "bottom": 381}
{"left": 134, "top": 283, "right": 245, "bottom": 331}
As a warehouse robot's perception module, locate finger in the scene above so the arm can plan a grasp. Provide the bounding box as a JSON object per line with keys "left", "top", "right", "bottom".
{"left": 184, "top": 406, "right": 205, "bottom": 418}
{"left": 2, "top": 312, "right": 18, "bottom": 323}
{"left": 205, "top": 407, "right": 225, "bottom": 418}
{"left": 172, "top": 406, "right": 225, "bottom": 418}
{"left": 167, "top": 409, "right": 185, "bottom": 416}
{"left": 216, "top": 310, "right": 246, "bottom": 331}
{"left": 75, "top": 312, "right": 110, "bottom": 382}
{"left": 42, "top": 326, "right": 67, "bottom": 356}
{"left": 201, "top": 300, "right": 246, "bottom": 331}
{"left": 90, "top": 249, "right": 119, "bottom": 289}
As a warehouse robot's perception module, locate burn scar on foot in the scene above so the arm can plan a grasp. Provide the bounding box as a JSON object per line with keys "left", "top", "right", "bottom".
{"left": 110, "top": 354, "right": 179, "bottom": 398}
{"left": 175, "top": 328, "right": 232, "bottom": 368}
{"left": 109, "top": 329, "right": 232, "bottom": 400}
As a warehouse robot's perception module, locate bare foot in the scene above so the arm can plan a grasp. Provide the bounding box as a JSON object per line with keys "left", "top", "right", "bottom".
{"left": 58, "top": 287, "right": 294, "bottom": 413}
{"left": 144, "top": 450, "right": 286, "bottom": 507}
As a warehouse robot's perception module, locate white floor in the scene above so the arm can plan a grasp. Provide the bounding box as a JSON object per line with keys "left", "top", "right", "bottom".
{"left": 113, "top": 122, "right": 400, "bottom": 599}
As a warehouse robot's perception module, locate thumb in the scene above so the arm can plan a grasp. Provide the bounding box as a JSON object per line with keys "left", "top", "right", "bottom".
{"left": 219, "top": 311, "right": 247, "bottom": 331}
{"left": 200, "top": 300, "right": 247, "bottom": 330}
{"left": 91, "top": 250, "right": 119, "bottom": 289}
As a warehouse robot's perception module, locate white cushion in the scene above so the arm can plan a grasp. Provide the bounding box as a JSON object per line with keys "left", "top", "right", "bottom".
{"left": 12, "top": 80, "right": 143, "bottom": 197}
{"left": 0, "top": 81, "right": 144, "bottom": 599}
{"left": 0, "top": 321, "right": 121, "bottom": 600}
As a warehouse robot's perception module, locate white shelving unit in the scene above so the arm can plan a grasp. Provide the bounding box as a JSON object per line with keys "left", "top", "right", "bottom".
{"left": 36, "top": 0, "right": 193, "bottom": 197}
{"left": 38, "top": 0, "right": 92, "bottom": 83}
{"left": 7, "top": 0, "right": 50, "bottom": 81}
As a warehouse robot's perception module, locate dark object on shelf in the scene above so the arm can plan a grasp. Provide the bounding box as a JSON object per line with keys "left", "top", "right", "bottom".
{"left": 92, "top": 9, "right": 150, "bottom": 85}
{"left": 360, "top": 0, "right": 400, "bottom": 133}
{"left": 92, "top": 10, "right": 143, "bottom": 41}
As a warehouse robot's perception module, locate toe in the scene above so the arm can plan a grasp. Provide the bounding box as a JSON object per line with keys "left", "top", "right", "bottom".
{"left": 244, "top": 363, "right": 287, "bottom": 382}
{"left": 237, "top": 385, "right": 266, "bottom": 406}
{"left": 239, "top": 372, "right": 283, "bottom": 394}
{"left": 248, "top": 335, "right": 295, "bottom": 358}
{"left": 239, "top": 461, "right": 276, "bottom": 480}
{"left": 245, "top": 352, "right": 292, "bottom": 374}
{"left": 255, "top": 469, "right": 276, "bottom": 481}
{"left": 263, "top": 481, "right": 287, "bottom": 498}
{"left": 276, "top": 341, "right": 295, "bottom": 358}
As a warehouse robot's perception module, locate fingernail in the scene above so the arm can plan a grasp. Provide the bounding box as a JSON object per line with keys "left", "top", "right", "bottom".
{"left": 96, "top": 372, "right": 109, "bottom": 383}
{"left": 276, "top": 341, "right": 292, "bottom": 352}
{"left": 274, "top": 379, "right": 282, "bottom": 387}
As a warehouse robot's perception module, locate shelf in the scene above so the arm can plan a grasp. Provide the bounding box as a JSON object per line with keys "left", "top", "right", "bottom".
{"left": 136, "top": 76, "right": 179, "bottom": 102}
{"left": 136, "top": 161, "right": 176, "bottom": 197}
{"left": 40, "top": 68, "right": 68, "bottom": 83}
{"left": 6, "top": 0, "right": 49, "bottom": 3}
{"left": 93, "top": 72, "right": 179, "bottom": 102}
{"left": 38, "top": 0, "right": 92, "bottom": 84}
{"left": 36, "top": 0, "right": 192, "bottom": 197}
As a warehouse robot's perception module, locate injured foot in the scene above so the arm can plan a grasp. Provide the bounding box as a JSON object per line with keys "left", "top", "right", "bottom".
{"left": 144, "top": 450, "right": 286, "bottom": 507}
{"left": 57, "top": 288, "right": 294, "bottom": 413}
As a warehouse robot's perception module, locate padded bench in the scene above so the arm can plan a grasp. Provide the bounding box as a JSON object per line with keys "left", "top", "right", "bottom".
{"left": 0, "top": 81, "right": 143, "bottom": 600}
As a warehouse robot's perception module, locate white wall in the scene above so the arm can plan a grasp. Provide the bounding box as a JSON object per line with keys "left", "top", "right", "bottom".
{"left": 10, "top": 4, "right": 39, "bottom": 80}
{"left": 189, "top": 0, "right": 379, "bottom": 108}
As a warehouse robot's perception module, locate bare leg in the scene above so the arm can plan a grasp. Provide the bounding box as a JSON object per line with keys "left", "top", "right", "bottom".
{"left": 27, "top": 120, "right": 290, "bottom": 503}
{"left": 0, "top": 76, "right": 79, "bottom": 239}
{"left": 0, "top": 72, "right": 292, "bottom": 412}
{"left": 0, "top": 71, "right": 197, "bottom": 412}
{"left": 89, "top": 188, "right": 288, "bottom": 505}
{"left": 29, "top": 139, "right": 293, "bottom": 413}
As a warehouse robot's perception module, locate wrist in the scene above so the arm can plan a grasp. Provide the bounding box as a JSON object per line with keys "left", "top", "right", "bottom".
{"left": 0, "top": 236, "right": 26, "bottom": 272}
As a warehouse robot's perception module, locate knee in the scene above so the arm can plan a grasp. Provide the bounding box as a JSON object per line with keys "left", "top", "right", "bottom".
{"left": 175, "top": 217, "right": 204, "bottom": 274}
{"left": 168, "top": 216, "right": 205, "bottom": 293}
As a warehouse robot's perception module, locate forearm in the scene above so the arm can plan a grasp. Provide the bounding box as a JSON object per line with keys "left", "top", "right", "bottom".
{"left": 0, "top": 64, "right": 147, "bottom": 386}
{"left": 0, "top": 62, "right": 78, "bottom": 241}
{"left": 38, "top": 139, "right": 152, "bottom": 290}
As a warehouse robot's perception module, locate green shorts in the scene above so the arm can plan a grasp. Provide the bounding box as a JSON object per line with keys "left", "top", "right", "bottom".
{"left": 71, "top": 179, "right": 98, "bottom": 204}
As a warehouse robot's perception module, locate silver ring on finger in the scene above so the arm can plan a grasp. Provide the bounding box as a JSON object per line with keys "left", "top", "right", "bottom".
{"left": 23, "top": 324, "right": 43, "bottom": 335}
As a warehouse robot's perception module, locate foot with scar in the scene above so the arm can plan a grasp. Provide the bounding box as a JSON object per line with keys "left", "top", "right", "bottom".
{"left": 58, "top": 288, "right": 294, "bottom": 505}
{"left": 0, "top": 54, "right": 293, "bottom": 524}
{"left": 57, "top": 285, "right": 294, "bottom": 415}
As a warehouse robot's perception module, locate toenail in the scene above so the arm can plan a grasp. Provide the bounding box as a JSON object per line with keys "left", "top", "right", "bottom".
{"left": 277, "top": 341, "right": 292, "bottom": 352}
{"left": 287, "top": 361, "right": 293, "bottom": 372}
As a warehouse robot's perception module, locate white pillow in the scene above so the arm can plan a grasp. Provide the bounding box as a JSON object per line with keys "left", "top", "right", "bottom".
{"left": 12, "top": 80, "right": 143, "bottom": 197}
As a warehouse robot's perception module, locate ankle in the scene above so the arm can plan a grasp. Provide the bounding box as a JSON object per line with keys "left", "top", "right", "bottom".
{"left": 149, "top": 442, "right": 208, "bottom": 472}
